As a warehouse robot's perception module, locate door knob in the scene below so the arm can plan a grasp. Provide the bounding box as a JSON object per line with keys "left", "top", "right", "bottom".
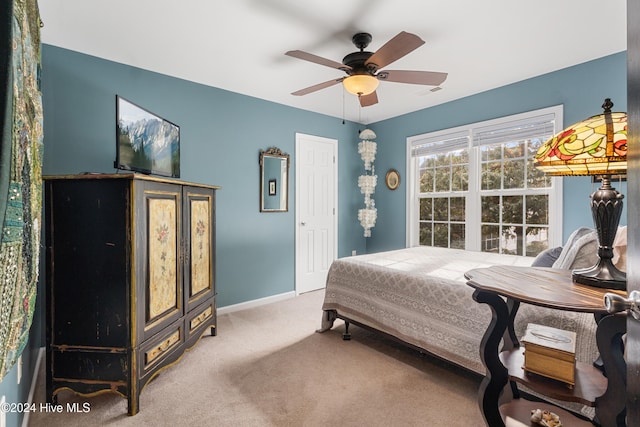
{"left": 604, "top": 290, "right": 640, "bottom": 320}
{"left": 300, "top": 221, "right": 306, "bottom": 226}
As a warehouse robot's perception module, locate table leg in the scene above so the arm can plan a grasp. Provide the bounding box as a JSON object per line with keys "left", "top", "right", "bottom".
{"left": 473, "top": 289, "right": 511, "bottom": 427}
{"left": 504, "top": 298, "right": 520, "bottom": 350}
{"left": 594, "top": 313, "right": 627, "bottom": 427}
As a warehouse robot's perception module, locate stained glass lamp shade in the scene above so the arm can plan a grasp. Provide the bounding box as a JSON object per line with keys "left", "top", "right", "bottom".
{"left": 534, "top": 98, "right": 627, "bottom": 290}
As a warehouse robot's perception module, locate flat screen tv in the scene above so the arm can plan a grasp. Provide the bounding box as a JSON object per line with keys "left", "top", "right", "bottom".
{"left": 115, "top": 95, "right": 180, "bottom": 178}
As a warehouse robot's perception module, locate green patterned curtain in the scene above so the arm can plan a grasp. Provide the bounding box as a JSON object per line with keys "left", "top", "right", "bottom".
{"left": 0, "top": 0, "right": 43, "bottom": 380}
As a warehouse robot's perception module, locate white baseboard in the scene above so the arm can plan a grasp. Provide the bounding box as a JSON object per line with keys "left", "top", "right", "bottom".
{"left": 218, "top": 291, "right": 296, "bottom": 315}
{"left": 22, "top": 346, "right": 44, "bottom": 427}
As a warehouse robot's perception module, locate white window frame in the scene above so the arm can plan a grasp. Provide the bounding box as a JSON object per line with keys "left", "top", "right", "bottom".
{"left": 406, "top": 105, "right": 564, "bottom": 252}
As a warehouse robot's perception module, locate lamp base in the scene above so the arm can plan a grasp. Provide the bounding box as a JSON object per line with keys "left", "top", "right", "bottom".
{"left": 572, "top": 175, "right": 626, "bottom": 291}
{"left": 572, "top": 258, "right": 626, "bottom": 290}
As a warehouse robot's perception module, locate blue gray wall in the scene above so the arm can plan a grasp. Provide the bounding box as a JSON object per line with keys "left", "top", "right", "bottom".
{"left": 366, "top": 52, "right": 628, "bottom": 253}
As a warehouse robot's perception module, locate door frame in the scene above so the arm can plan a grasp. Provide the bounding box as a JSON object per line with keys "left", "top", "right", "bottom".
{"left": 294, "top": 132, "right": 338, "bottom": 294}
{"left": 627, "top": 0, "right": 640, "bottom": 424}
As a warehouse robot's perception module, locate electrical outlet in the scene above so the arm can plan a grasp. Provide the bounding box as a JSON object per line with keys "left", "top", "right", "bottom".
{"left": 1, "top": 395, "right": 6, "bottom": 427}
{"left": 351, "top": 250, "right": 357, "bottom": 256}
{"left": 17, "top": 355, "right": 22, "bottom": 385}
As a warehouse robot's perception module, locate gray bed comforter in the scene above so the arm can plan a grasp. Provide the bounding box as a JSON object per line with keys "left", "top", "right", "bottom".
{"left": 318, "top": 246, "right": 599, "bottom": 375}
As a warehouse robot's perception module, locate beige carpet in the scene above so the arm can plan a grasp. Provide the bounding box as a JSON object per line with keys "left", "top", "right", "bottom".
{"left": 28, "top": 289, "right": 485, "bottom": 427}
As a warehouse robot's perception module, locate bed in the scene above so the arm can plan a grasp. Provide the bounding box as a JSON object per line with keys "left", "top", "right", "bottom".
{"left": 317, "top": 243, "right": 604, "bottom": 376}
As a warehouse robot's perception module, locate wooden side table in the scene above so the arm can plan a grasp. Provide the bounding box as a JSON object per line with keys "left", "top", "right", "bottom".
{"left": 465, "top": 266, "right": 627, "bottom": 427}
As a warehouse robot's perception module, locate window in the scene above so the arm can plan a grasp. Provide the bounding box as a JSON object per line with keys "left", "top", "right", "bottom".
{"left": 407, "top": 106, "right": 563, "bottom": 256}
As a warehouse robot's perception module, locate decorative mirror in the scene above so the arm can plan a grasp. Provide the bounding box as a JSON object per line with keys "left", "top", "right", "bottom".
{"left": 259, "top": 147, "right": 290, "bottom": 212}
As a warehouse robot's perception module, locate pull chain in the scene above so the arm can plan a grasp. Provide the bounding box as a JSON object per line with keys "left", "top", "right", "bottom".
{"left": 342, "top": 87, "right": 345, "bottom": 125}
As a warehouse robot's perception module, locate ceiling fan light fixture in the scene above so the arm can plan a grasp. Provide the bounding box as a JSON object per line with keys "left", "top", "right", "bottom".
{"left": 288, "top": 31, "right": 441, "bottom": 108}
{"left": 343, "top": 74, "right": 379, "bottom": 96}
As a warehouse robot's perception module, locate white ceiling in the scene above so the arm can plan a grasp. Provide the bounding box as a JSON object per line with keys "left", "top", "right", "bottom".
{"left": 38, "top": 0, "right": 627, "bottom": 124}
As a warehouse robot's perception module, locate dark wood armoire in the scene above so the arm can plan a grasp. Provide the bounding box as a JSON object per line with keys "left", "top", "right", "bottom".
{"left": 44, "top": 173, "right": 218, "bottom": 415}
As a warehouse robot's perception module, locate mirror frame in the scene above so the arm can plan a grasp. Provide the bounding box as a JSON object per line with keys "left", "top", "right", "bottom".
{"left": 259, "top": 147, "right": 290, "bottom": 212}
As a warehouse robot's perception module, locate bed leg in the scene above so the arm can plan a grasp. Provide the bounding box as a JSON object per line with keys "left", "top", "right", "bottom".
{"left": 343, "top": 321, "right": 351, "bottom": 340}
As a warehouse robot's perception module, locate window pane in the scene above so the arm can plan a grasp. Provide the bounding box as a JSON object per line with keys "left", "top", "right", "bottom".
{"left": 482, "top": 224, "right": 500, "bottom": 253}
{"left": 528, "top": 159, "right": 551, "bottom": 188}
{"left": 501, "top": 226, "right": 523, "bottom": 255}
{"left": 434, "top": 223, "right": 449, "bottom": 247}
{"left": 503, "top": 159, "right": 525, "bottom": 189}
{"left": 481, "top": 196, "right": 500, "bottom": 223}
{"left": 451, "top": 149, "right": 468, "bottom": 164}
{"left": 419, "top": 168, "right": 434, "bottom": 192}
{"left": 481, "top": 161, "right": 501, "bottom": 190}
{"left": 526, "top": 226, "right": 549, "bottom": 256}
{"left": 433, "top": 198, "right": 448, "bottom": 221}
{"left": 435, "top": 167, "right": 450, "bottom": 192}
{"left": 526, "top": 195, "right": 548, "bottom": 224}
{"left": 451, "top": 165, "right": 468, "bottom": 191}
{"left": 482, "top": 145, "right": 502, "bottom": 161}
{"left": 504, "top": 141, "right": 524, "bottom": 158}
{"left": 450, "top": 197, "right": 465, "bottom": 221}
{"left": 420, "top": 156, "right": 435, "bottom": 168}
{"left": 450, "top": 223, "right": 465, "bottom": 249}
{"left": 502, "top": 196, "right": 523, "bottom": 224}
{"left": 419, "top": 222, "right": 432, "bottom": 246}
{"left": 435, "top": 152, "right": 449, "bottom": 167}
{"left": 528, "top": 138, "right": 552, "bottom": 188}
{"left": 419, "top": 197, "right": 432, "bottom": 221}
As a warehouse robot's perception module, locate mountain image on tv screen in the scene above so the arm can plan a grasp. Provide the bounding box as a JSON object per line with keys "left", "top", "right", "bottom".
{"left": 116, "top": 96, "right": 180, "bottom": 177}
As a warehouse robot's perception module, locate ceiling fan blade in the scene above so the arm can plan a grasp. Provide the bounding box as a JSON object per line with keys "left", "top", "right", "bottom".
{"left": 292, "top": 78, "right": 344, "bottom": 96}
{"left": 378, "top": 70, "right": 448, "bottom": 86}
{"left": 365, "top": 31, "right": 425, "bottom": 70}
{"left": 359, "top": 91, "right": 378, "bottom": 107}
{"left": 285, "top": 50, "right": 351, "bottom": 71}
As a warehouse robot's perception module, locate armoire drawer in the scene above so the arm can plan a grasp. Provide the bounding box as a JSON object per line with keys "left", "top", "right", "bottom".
{"left": 185, "top": 300, "right": 216, "bottom": 345}
{"left": 139, "top": 322, "right": 183, "bottom": 376}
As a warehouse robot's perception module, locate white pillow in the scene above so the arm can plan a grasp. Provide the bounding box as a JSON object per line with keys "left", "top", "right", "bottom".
{"left": 552, "top": 227, "right": 598, "bottom": 270}
{"left": 613, "top": 226, "right": 627, "bottom": 272}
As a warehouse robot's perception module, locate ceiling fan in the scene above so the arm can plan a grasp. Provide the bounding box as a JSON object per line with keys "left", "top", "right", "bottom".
{"left": 286, "top": 31, "right": 448, "bottom": 107}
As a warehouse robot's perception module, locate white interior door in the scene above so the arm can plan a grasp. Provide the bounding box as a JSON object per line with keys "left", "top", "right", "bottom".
{"left": 295, "top": 133, "right": 337, "bottom": 294}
